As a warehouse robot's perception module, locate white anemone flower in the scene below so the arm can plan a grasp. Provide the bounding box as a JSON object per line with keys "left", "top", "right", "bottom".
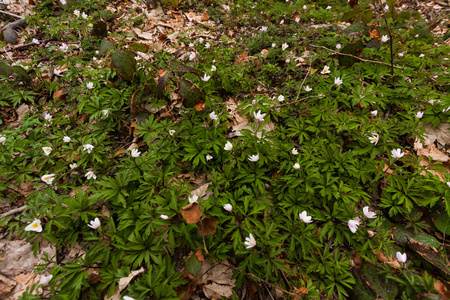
{"left": 25, "top": 219, "right": 43, "bottom": 232}
{"left": 244, "top": 233, "right": 256, "bottom": 249}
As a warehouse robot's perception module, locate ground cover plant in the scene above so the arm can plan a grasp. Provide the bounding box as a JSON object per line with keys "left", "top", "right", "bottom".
{"left": 0, "top": 0, "right": 450, "bottom": 299}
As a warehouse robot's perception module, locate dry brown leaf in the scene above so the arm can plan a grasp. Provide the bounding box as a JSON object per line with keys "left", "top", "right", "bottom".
{"left": 53, "top": 89, "right": 67, "bottom": 101}
{"left": 194, "top": 101, "right": 205, "bottom": 111}
{"left": 181, "top": 203, "right": 202, "bottom": 224}
{"left": 197, "top": 217, "right": 217, "bottom": 237}
{"left": 9, "top": 272, "right": 39, "bottom": 300}
{"left": 420, "top": 122, "right": 450, "bottom": 146}
{"left": 200, "top": 259, "right": 235, "bottom": 299}
{"left": 191, "top": 182, "right": 211, "bottom": 199}
{"left": 200, "top": 10, "right": 209, "bottom": 21}
{"left": 417, "top": 144, "right": 449, "bottom": 162}
{"left": 106, "top": 267, "right": 145, "bottom": 300}
{"left": 369, "top": 28, "right": 381, "bottom": 39}
{"left": 372, "top": 249, "right": 401, "bottom": 269}
{"left": 0, "top": 273, "right": 16, "bottom": 298}
{"left": 435, "top": 282, "right": 450, "bottom": 299}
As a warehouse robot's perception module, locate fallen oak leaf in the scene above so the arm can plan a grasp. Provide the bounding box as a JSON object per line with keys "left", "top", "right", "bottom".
{"left": 181, "top": 203, "right": 202, "bottom": 224}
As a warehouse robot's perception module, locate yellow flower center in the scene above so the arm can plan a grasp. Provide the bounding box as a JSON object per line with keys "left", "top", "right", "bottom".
{"left": 32, "top": 223, "right": 39, "bottom": 228}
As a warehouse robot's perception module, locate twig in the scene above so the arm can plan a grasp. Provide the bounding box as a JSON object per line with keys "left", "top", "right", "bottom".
{"left": 310, "top": 44, "right": 404, "bottom": 70}
{"left": 293, "top": 62, "right": 311, "bottom": 103}
{"left": 0, "top": 10, "right": 24, "bottom": 19}
{"left": 0, "top": 39, "right": 51, "bottom": 54}
{"left": 0, "top": 205, "right": 27, "bottom": 218}
{"left": 279, "top": 95, "right": 322, "bottom": 107}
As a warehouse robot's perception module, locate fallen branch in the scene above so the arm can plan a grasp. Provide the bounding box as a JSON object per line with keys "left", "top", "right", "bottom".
{"left": 0, "top": 10, "right": 24, "bottom": 19}
{"left": 310, "top": 44, "right": 404, "bottom": 70}
{"left": 0, "top": 205, "right": 28, "bottom": 218}
{"left": 0, "top": 39, "right": 51, "bottom": 54}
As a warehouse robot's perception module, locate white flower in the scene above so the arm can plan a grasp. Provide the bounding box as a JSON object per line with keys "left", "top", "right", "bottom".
{"left": 83, "top": 144, "right": 94, "bottom": 153}
{"left": 88, "top": 217, "right": 101, "bottom": 229}
{"left": 321, "top": 65, "right": 330, "bottom": 74}
{"left": 304, "top": 86, "right": 312, "bottom": 92}
{"left": 86, "top": 82, "right": 94, "bottom": 90}
{"left": 260, "top": 26, "right": 268, "bottom": 32}
{"left": 381, "top": 35, "right": 389, "bottom": 43}
{"left": 201, "top": 74, "right": 211, "bottom": 82}
{"left": 169, "top": 129, "right": 175, "bottom": 136}
{"left": 25, "top": 219, "right": 43, "bottom": 232}
{"left": 189, "top": 43, "right": 194, "bottom": 47}
{"left": 363, "top": 206, "right": 377, "bottom": 218}
{"left": 42, "top": 147, "right": 52, "bottom": 156}
{"left": 277, "top": 95, "right": 285, "bottom": 102}
{"left": 81, "top": 12, "right": 88, "bottom": 19}
{"left": 39, "top": 274, "right": 52, "bottom": 285}
{"left": 53, "top": 69, "right": 62, "bottom": 76}
{"left": 0, "top": 135, "right": 5, "bottom": 144}
{"left": 44, "top": 113, "right": 53, "bottom": 122}
{"left": 198, "top": 37, "right": 204, "bottom": 43}
{"left": 396, "top": 252, "right": 407, "bottom": 263}
{"left": 299, "top": 211, "right": 312, "bottom": 223}
{"left": 60, "top": 0, "right": 66, "bottom": 4}
{"left": 224, "top": 141, "right": 233, "bottom": 151}
{"left": 209, "top": 111, "right": 218, "bottom": 120}
{"left": 293, "top": 163, "right": 300, "bottom": 169}
{"left": 415, "top": 111, "right": 424, "bottom": 119}
{"left": 223, "top": 204, "right": 233, "bottom": 212}
{"left": 74, "top": 9, "right": 80, "bottom": 17}
{"left": 244, "top": 233, "right": 256, "bottom": 249}
{"left": 326, "top": 6, "right": 332, "bottom": 9}
{"left": 123, "top": 296, "right": 135, "bottom": 300}
{"left": 295, "top": 17, "right": 300, "bottom": 23}
{"left": 391, "top": 148, "right": 404, "bottom": 159}
{"left": 348, "top": 219, "right": 360, "bottom": 233}
{"left": 131, "top": 148, "right": 141, "bottom": 157}
{"left": 371, "top": 110, "right": 378, "bottom": 117}
{"left": 63, "top": 136, "right": 71, "bottom": 143}
{"left": 292, "top": 148, "right": 298, "bottom": 155}
{"left": 369, "top": 135, "right": 379, "bottom": 145}
{"left": 384, "top": 5, "right": 389, "bottom": 11}
{"left": 188, "top": 195, "right": 198, "bottom": 204}
{"left": 32, "top": 38, "right": 40, "bottom": 45}
{"left": 205, "top": 42, "right": 211, "bottom": 49}
{"left": 253, "top": 110, "right": 266, "bottom": 122}
{"left": 303, "top": 5, "right": 307, "bottom": 9}
{"left": 160, "top": 215, "right": 169, "bottom": 220}
{"left": 282, "top": 43, "right": 289, "bottom": 50}
{"left": 419, "top": 54, "right": 425, "bottom": 58}
{"left": 279, "top": 19, "right": 284, "bottom": 25}
{"left": 334, "top": 77, "right": 343, "bottom": 86}
{"left": 446, "top": 182, "right": 450, "bottom": 188}
{"left": 271, "top": 43, "right": 276, "bottom": 48}
{"left": 85, "top": 171, "right": 97, "bottom": 180}
{"left": 60, "top": 43, "right": 68, "bottom": 52}
{"left": 102, "top": 109, "right": 109, "bottom": 116}
{"left": 69, "top": 163, "right": 77, "bottom": 169}
{"left": 336, "top": 44, "right": 342, "bottom": 49}
{"left": 211, "top": 65, "right": 216, "bottom": 72}
{"left": 248, "top": 154, "right": 259, "bottom": 162}
{"left": 398, "top": 52, "right": 404, "bottom": 57}
{"left": 41, "top": 174, "right": 55, "bottom": 185}
{"left": 206, "top": 154, "right": 213, "bottom": 161}
{"left": 189, "top": 52, "right": 196, "bottom": 61}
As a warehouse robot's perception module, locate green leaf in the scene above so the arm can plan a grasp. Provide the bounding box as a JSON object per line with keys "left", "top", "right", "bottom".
{"left": 339, "top": 40, "right": 364, "bottom": 67}
{"left": 358, "top": 263, "right": 398, "bottom": 300}
{"left": 0, "top": 61, "right": 13, "bottom": 77}
{"left": 361, "top": 10, "right": 373, "bottom": 25}
{"left": 431, "top": 205, "right": 450, "bottom": 234}
{"left": 111, "top": 50, "right": 136, "bottom": 81}
{"left": 99, "top": 38, "right": 113, "bottom": 57}
{"left": 2, "top": 27, "right": 18, "bottom": 45}
{"left": 185, "top": 250, "right": 202, "bottom": 277}
{"left": 130, "top": 43, "right": 149, "bottom": 53}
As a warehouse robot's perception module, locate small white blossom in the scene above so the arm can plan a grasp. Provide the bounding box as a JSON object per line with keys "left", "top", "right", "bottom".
{"left": 244, "top": 233, "right": 256, "bottom": 249}
{"left": 336, "top": 44, "right": 342, "bottom": 50}
{"left": 169, "top": 130, "right": 175, "bottom": 136}
{"left": 419, "top": 54, "right": 425, "bottom": 58}
{"left": 253, "top": 110, "right": 266, "bottom": 122}
{"left": 86, "top": 82, "right": 94, "bottom": 90}
{"left": 282, "top": 43, "right": 289, "bottom": 50}
{"left": 211, "top": 65, "right": 216, "bottom": 72}
{"left": 102, "top": 109, "right": 109, "bottom": 116}
{"left": 381, "top": 35, "right": 389, "bottom": 43}
{"left": 53, "top": 69, "right": 62, "bottom": 76}
{"left": 201, "top": 74, "right": 211, "bottom": 82}
{"left": 348, "top": 219, "right": 360, "bottom": 233}
{"left": 223, "top": 204, "right": 233, "bottom": 212}
{"left": 295, "top": 17, "right": 300, "bottom": 23}
{"left": 303, "top": 5, "right": 307, "bottom": 9}
{"left": 60, "top": 43, "right": 69, "bottom": 52}
{"left": 85, "top": 171, "right": 97, "bottom": 180}
{"left": 292, "top": 148, "right": 298, "bottom": 155}
{"left": 415, "top": 111, "right": 424, "bottom": 119}
{"left": 81, "top": 12, "right": 88, "bottom": 19}
{"left": 277, "top": 95, "right": 285, "bottom": 102}
{"left": 293, "top": 163, "right": 300, "bottom": 169}
{"left": 398, "top": 52, "right": 404, "bottom": 57}
{"left": 0, "top": 135, "right": 5, "bottom": 144}
{"left": 41, "top": 174, "right": 55, "bottom": 185}
{"left": 32, "top": 38, "right": 40, "bottom": 45}
{"left": 69, "top": 163, "right": 77, "bottom": 169}
{"left": 131, "top": 148, "right": 141, "bottom": 157}
{"left": 198, "top": 37, "right": 204, "bottom": 43}
{"left": 391, "top": 148, "right": 404, "bottom": 159}
{"left": 299, "top": 211, "right": 312, "bottom": 223}
{"left": 74, "top": 9, "right": 80, "bottom": 17}
{"left": 279, "top": 19, "right": 284, "bottom": 25}
{"left": 160, "top": 215, "right": 169, "bottom": 220}
{"left": 88, "top": 217, "right": 101, "bottom": 229}
{"left": 44, "top": 113, "right": 53, "bottom": 122}
{"left": 321, "top": 65, "right": 330, "bottom": 74}
{"left": 39, "top": 274, "right": 52, "bottom": 285}
{"left": 224, "top": 141, "right": 233, "bottom": 151}
{"left": 189, "top": 52, "right": 196, "bottom": 61}
{"left": 363, "top": 206, "right": 377, "bottom": 218}
{"left": 209, "top": 111, "right": 218, "bottom": 121}
{"left": 304, "top": 86, "right": 312, "bottom": 92}
{"left": 60, "top": 0, "right": 66, "bottom": 4}
{"left": 260, "top": 26, "right": 268, "bottom": 32}
{"left": 271, "top": 43, "right": 276, "bottom": 48}
{"left": 189, "top": 43, "right": 194, "bottom": 47}
{"left": 334, "top": 77, "right": 343, "bottom": 86}
{"left": 188, "top": 195, "right": 198, "bottom": 204}
{"left": 248, "top": 154, "right": 259, "bottom": 162}
{"left": 369, "top": 135, "right": 379, "bottom": 145}
{"left": 63, "top": 136, "right": 71, "bottom": 143}
{"left": 83, "top": 144, "right": 94, "bottom": 153}
{"left": 396, "top": 252, "right": 407, "bottom": 263}
{"left": 205, "top": 42, "right": 211, "bottom": 49}
{"left": 326, "top": 6, "right": 332, "bottom": 9}
{"left": 25, "top": 219, "right": 43, "bottom": 232}
{"left": 446, "top": 182, "right": 450, "bottom": 188}
{"left": 371, "top": 110, "right": 378, "bottom": 117}
{"left": 206, "top": 154, "right": 213, "bottom": 161}
{"left": 42, "top": 147, "right": 52, "bottom": 156}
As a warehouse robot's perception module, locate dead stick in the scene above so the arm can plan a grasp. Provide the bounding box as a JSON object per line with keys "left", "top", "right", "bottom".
{"left": 0, "top": 206, "right": 27, "bottom": 218}
{"left": 0, "top": 39, "right": 51, "bottom": 54}
{"left": 293, "top": 63, "right": 311, "bottom": 103}
{"left": 0, "top": 10, "right": 23, "bottom": 19}
{"left": 310, "top": 44, "right": 404, "bottom": 69}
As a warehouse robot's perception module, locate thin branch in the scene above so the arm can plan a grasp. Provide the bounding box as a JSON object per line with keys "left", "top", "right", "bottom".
{"left": 310, "top": 44, "right": 404, "bottom": 70}
{"left": 293, "top": 62, "right": 311, "bottom": 103}
{"left": 0, "top": 39, "right": 51, "bottom": 54}
{"left": 279, "top": 95, "right": 322, "bottom": 107}
{"left": 0, "top": 205, "right": 27, "bottom": 218}
{"left": 0, "top": 10, "right": 24, "bottom": 19}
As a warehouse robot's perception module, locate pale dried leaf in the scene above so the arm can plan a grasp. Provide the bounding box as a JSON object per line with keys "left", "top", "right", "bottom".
{"left": 191, "top": 182, "right": 211, "bottom": 198}
{"left": 106, "top": 267, "right": 145, "bottom": 300}
{"left": 0, "top": 273, "right": 16, "bottom": 298}
{"left": 417, "top": 143, "right": 449, "bottom": 162}
{"left": 133, "top": 28, "right": 154, "bottom": 40}
{"left": 201, "top": 259, "right": 235, "bottom": 299}
{"left": 420, "top": 122, "right": 450, "bottom": 146}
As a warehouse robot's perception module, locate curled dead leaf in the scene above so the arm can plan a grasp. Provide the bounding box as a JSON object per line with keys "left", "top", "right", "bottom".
{"left": 435, "top": 282, "right": 450, "bottom": 299}
{"left": 181, "top": 203, "right": 202, "bottom": 224}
